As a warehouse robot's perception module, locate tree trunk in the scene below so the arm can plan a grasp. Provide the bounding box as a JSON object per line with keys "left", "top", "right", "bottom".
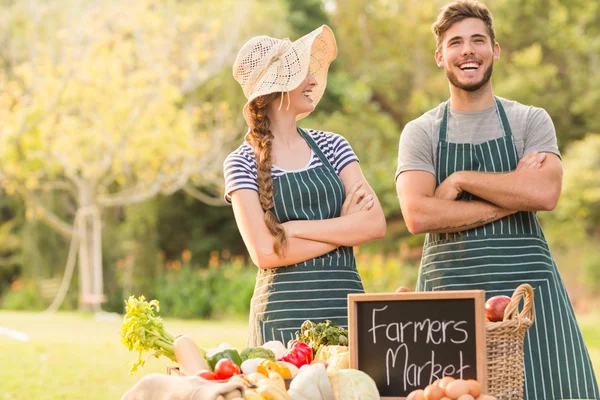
{"left": 77, "top": 184, "right": 103, "bottom": 312}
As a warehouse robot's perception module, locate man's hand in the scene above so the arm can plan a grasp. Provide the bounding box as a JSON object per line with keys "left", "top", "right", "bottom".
{"left": 435, "top": 152, "right": 547, "bottom": 201}
{"left": 516, "top": 151, "right": 546, "bottom": 171}
{"left": 341, "top": 181, "right": 374, "bottom": 216}
{"left": 434, "top": 173, "right": 463, "bottom": 201}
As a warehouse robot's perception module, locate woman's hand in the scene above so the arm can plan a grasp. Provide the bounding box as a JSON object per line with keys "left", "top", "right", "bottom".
{"left": 341, "top": 181, "right": 374, "bottom": 216}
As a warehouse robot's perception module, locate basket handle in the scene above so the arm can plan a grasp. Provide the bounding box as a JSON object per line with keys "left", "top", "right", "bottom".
{"left": 503, "top": 283, "right": 535, "bottom": 324}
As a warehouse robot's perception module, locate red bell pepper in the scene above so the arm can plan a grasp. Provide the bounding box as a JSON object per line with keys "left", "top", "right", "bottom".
{"left": 278, "top": 340, "right": 313, "bottom": 368}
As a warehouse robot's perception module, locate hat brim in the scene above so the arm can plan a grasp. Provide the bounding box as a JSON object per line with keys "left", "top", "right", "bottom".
{"left": 242, "top": 25, "right": 337, "bottom": 127}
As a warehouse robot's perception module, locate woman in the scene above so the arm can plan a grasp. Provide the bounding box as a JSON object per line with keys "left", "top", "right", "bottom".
{"left": 224, "top": 25, "right": 386, "bottom": 346}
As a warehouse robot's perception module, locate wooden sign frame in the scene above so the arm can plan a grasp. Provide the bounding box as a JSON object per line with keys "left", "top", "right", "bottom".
{"left": 348, "top": 290, "right": 487, "bottom": 400}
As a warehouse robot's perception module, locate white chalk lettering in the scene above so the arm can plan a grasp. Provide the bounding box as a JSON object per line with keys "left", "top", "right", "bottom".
{"left": 413, "top": 318, "right": 430, "bottom": 342}
{"left": 426, "top": 320, "right": 443, "bottom": 344}
{"left": 457, "top": 351, "right": 470, "bottom": 379}
{"left": 384, "top": 348, "right": 473, "bottom": 392}
{"left": 386, "top": 343, "right": 408, "bottom": 386}
{"left": 368, "top": 306, "right": 389, "bottom": 344}
{"left": 400, "top": 321, "right": 413, "bottom": 342}
{"left": 386, "top": 323, "right": 400, "bottom": 342}
{"left": 441, "top": 320, "right": 455, "bottom": 343}
{"left": 451, "top": 321, "right": 468, "bottom": 344}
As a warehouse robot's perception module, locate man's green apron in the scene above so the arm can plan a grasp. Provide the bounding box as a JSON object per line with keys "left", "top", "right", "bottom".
{"left": 247, "top": 128, "right": 364, "bottom": 347}
{"left": 416, "top": 98, "right": 599, "bottom": 400}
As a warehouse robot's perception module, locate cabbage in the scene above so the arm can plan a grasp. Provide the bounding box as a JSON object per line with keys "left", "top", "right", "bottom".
{"left": 288, "top": 363, "right": 333, "bottom": 400}
{"left": 326, "top": 351, "right": 350, "bottom": 374}
{"left": 329, "top": 369, "right": 380, "bottom": 400}
{"left": 314, "top": 345, "right": 348, "bottom": 362}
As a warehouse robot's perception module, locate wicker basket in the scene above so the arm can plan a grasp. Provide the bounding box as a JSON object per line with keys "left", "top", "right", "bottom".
{"left": 485, "top": 283, "right": 535, "bottom": 400}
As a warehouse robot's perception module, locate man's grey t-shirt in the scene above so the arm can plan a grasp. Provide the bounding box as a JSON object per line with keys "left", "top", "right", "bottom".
{"left": 395, "top": 97, "right": 560, "bottom": 180}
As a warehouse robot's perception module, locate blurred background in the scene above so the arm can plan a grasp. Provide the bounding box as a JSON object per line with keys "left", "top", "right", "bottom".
{"left": 0, "top": 0, "right": 598, "bottom": 397}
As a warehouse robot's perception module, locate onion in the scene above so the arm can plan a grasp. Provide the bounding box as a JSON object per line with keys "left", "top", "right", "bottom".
{"left": 445, "top": 380, "right": 470, "bottom": 399}
{"left": 406, "top": 389, "right": 425, "bottom": 400}
{"left": 465, "top": 380, "right": 481, "bottom": 397}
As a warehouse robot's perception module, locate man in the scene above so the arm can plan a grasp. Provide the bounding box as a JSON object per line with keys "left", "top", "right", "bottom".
{"left": 395, "top": 1, "right": 599, "bottom": 399}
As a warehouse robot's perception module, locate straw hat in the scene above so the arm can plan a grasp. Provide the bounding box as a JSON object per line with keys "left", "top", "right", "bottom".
{"left": 233, "top": 25, "right": 337, "bottom": 127}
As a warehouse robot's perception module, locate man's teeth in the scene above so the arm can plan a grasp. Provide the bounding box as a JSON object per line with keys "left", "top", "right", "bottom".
{"left": 460, "top": 62, "right": 479, "bottom": 70}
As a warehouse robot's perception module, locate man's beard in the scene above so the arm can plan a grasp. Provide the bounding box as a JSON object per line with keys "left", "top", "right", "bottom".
{"left": 446, "top": 62, "right": 493, "bottom": 92}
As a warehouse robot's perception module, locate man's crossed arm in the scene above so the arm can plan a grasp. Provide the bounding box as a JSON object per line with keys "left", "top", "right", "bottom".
{"left": 396, "top": 152, "right": 563, "bottom": 235}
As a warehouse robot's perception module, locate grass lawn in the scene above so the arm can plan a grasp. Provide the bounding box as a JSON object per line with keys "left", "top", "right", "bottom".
{"left": 1, "top": 310, "right": 599, "bottom": 399}
{"left": 0, "top": 311, "right": 248, "bottom": 400}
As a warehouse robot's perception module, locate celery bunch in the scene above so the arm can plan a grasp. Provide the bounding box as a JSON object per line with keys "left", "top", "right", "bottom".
{"left": 120, "top": 295, "right": 176, "bottom": 374}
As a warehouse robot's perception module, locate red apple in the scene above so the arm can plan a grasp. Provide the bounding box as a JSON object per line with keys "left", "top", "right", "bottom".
{"left": 485, "top": 295, "right": 511, "bottom": 322}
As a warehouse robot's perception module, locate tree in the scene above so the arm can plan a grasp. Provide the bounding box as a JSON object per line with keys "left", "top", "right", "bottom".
{"left": 0, "top": 0, "right": 272, "bottom": 310}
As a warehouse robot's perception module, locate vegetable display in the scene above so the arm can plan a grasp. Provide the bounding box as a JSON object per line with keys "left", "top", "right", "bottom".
{"left": 119, "top": 305, "right": 384, "bottom": 399}
{"left": 173, "top": 334, "right": 209, "bottom": 375}
{"left": 295, "top": 320, "right": 349, "bottom": 355}
{"left": 207, "top": 348, "right": 242, "bottom": 371}
{"left": 119, "top": 296, "right": 177, "bottom": 374}
{"left": 256, "top": 360, "right": 292, "bottom": 379}
{"left": 118, "top": 294, "right": 517, "bottom": 400}
{"left": 241, "top": 347, "right": 277, "bottom": 362}
{"left": 329, "top": 369, "right": 380, "bottom": 400}
{"left": 288, "top": 363, "right": 334, "bottom": 400}
{"left": 213, "top": 358, "right": 241, "bottom": 380}
{"left": 279, "top": 341, "right": 313, "bottom": 368}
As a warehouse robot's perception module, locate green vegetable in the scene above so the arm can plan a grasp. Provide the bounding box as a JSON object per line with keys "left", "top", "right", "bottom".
{"left": 207, "top": 348, "right": 242, "bottom": 370}
{"left": 119, "top": 295, "right": 176, "bottom": 375}
{"left": 240, "top": 347, "right": 276, "bottom": 362}
{"left": 295, "top": 320, "right": 349, "bottom": 355}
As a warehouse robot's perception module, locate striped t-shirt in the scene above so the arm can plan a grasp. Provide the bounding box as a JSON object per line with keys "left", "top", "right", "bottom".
{"left": 223, "top": 129, "right": 358, "bottom": 203}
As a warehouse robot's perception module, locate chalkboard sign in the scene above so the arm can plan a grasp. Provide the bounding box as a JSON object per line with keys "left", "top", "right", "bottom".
{"left": 348, "top": 291, "right": 486, "bottom": 400}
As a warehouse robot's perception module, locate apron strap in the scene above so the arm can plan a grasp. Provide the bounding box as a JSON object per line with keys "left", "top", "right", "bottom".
{"left": 438, "top": 98, "right": 513, "bottom": 142}
{"left": 439, "top": 101, "right": 450, "bottom": 142}
{"left": 494, "top": 96, "right": 513, "bottom": 138}
{"left": 297, "top": 127, "right": 337, "bottom": 173}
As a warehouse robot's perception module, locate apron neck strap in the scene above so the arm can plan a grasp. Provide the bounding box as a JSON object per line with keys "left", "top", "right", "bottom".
{"left": 439, "top": 97, "right": 513, "bottom": 142}
{"left": 439, "top": 101, "right": 450, "bottom": 142}
{"left": 297, "top": 127, "right": 335, "bottom": 169}
{"left": 495, "top": 97, "right": 513, "bottom": 138}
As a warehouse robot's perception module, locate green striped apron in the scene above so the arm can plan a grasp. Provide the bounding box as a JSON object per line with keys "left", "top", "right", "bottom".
{"left": 247, "top": 127, "right": 364, "bottom": 347}
{"left": 416, "top": 98, "right": 599, "bottom": 400}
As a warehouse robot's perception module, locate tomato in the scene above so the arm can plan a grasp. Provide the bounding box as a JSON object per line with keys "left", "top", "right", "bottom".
{"left": 196, "top": 369, "right": 217, "bottom": 380}
{"left": 213, "top": 358, "right": 241, "bottom": 380}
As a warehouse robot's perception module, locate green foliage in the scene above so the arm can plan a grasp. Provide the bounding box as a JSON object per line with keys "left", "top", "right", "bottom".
{"left": 1, "top": 279, "right": 45, "bottom": 310}
{"left": 120, "top": 295, "right": 176, "bottom": 374}
{"left": 156, "top": 193, "right": 245, "bottom": 264}
{"left": 541, "top": 134, "right": 600, "bottom": 247}
{"left": 295, "top": 319, "right": 349, "bottom": 353}
{"left": 153, "top": 262, "right": 256, "bottom": 320}
{"left": 356, "top": 250, "right": 419, "bottom": 293}
{"left": 539, "top": 133, "right": 600, "bottom": 292}
{"left": 0, "top": 193, "right": 24, "bottom": 295}
{"left": 1, "top": 0, "right": 600, "bottom": 311}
